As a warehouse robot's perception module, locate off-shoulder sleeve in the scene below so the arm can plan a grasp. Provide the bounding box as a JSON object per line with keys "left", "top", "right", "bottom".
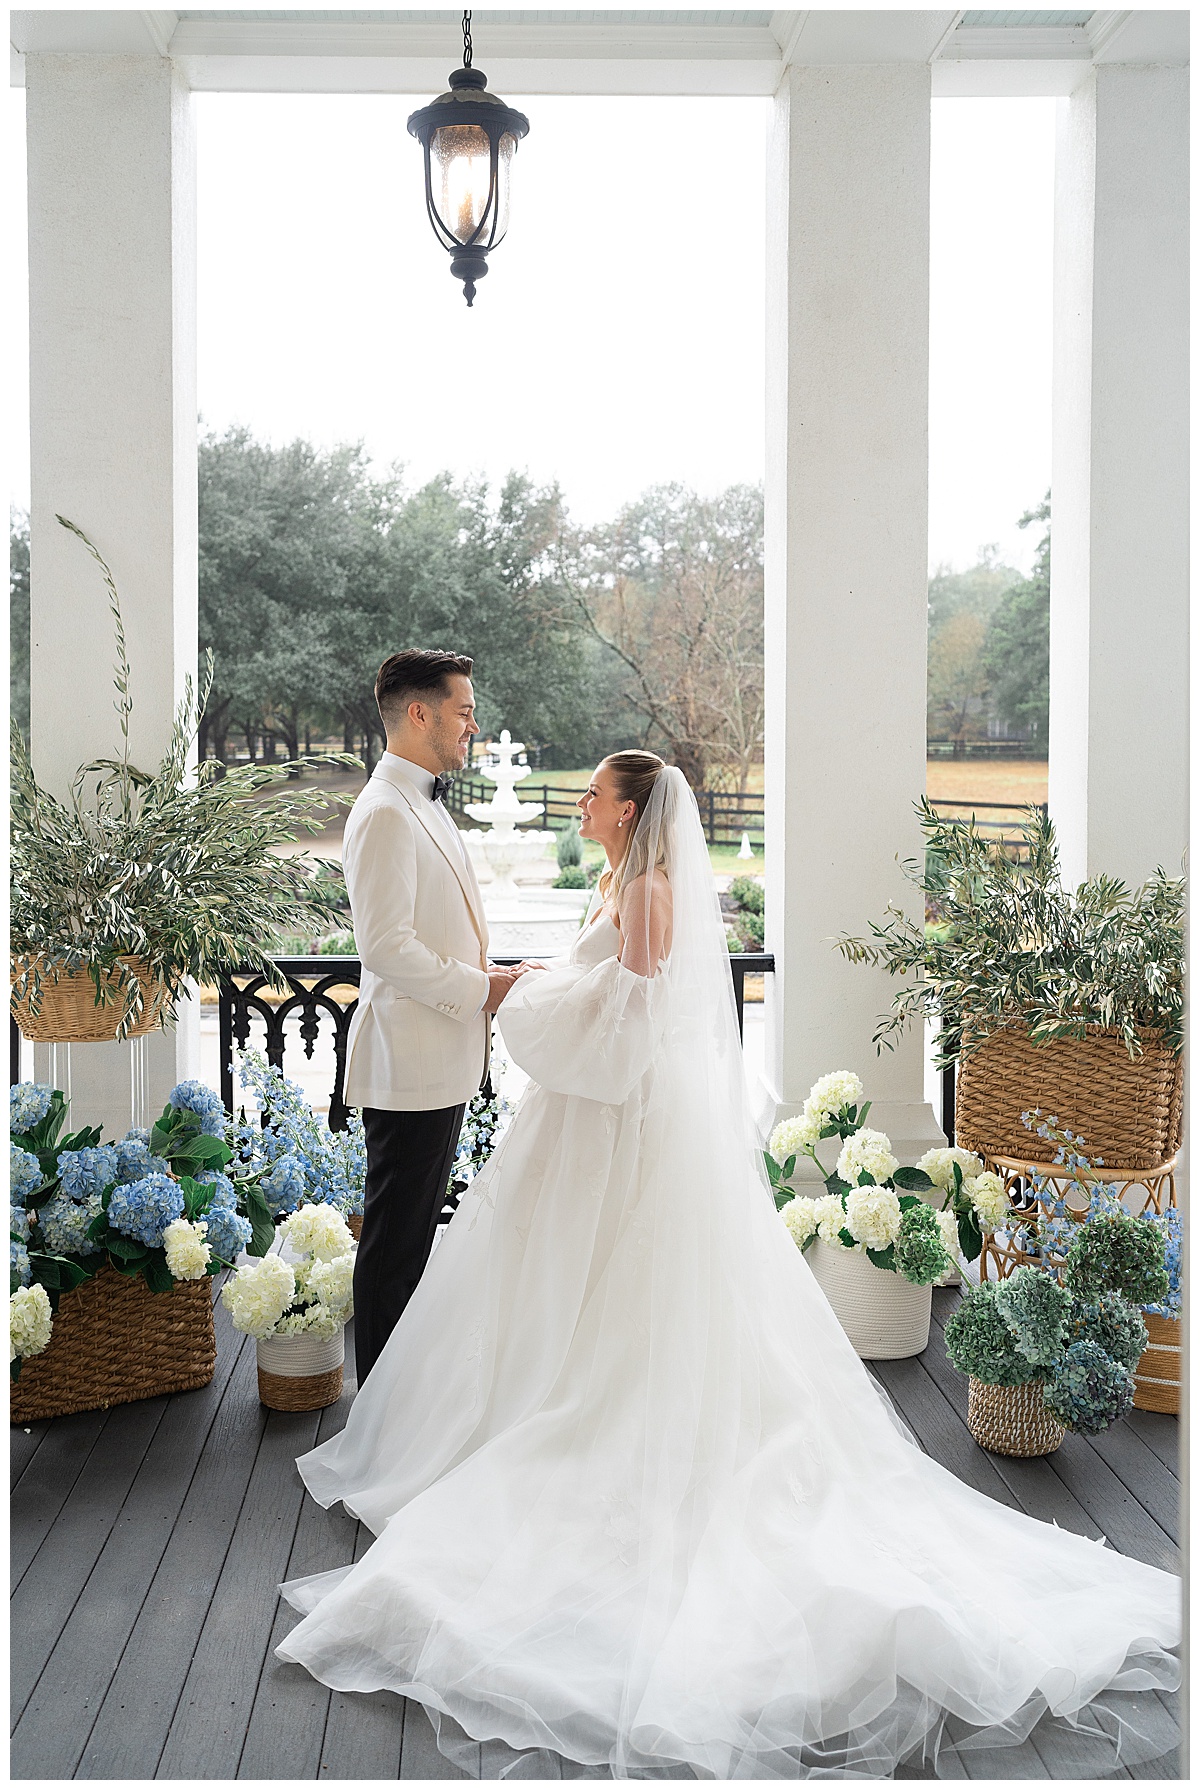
{"left": 496, "top": 958, "right": 665, "bottom": 1104}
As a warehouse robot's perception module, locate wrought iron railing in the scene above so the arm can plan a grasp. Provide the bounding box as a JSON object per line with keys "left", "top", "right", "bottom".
{"left": 217, "top": 952, "right": 775, "bottom": 1127}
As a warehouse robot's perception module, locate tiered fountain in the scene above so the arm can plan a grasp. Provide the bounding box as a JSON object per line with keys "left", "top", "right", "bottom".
{"left": 462, "top": 731, "right": 592, "bottom": 953}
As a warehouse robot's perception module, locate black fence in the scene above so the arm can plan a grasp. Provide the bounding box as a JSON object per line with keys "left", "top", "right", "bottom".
{"left": 447, "top": 775, "right": 767, "bottom": 850}
{"left": 216, "top": 951, "right": 775, "bottom": 1127}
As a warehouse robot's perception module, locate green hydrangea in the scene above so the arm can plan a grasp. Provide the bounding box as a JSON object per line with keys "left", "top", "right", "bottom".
{"left": 1064, "top": 1209, "right": 1168, "bottom": 1307}
{"left": 894, "top": 1201, "right": 953, "bottom": 1286}
{"left": 944, "top": 1284, "right": 1044, "bottom": 1387}
{"left": 1065, "top": 1290, "right": 1148, "bottom": 1373}
{"left": 993, "top": 1266, "right": 1069, "bottom": 1367}
{"left": 1044, "top": 1338, "right": 1136, "bottom": 1435}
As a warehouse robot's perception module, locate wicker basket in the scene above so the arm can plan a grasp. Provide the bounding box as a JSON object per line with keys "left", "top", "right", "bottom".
{"left": 1133, "top": 1312, "right": 1181, "bottom": 1415}
{"left": 10, "top": 954, "right": 170, "bottom": 1044}
{"left": 347, "top": 1213, "right": 363, "bottom": 1241}
{"left": 966, "top": 1376, "right": 1065, "bottom": 1457}
{"left": 10, "top": 1266, "right": 216, "bottom": 1423}
{"left": 955, "top": 1023, "right": 1183, "bottom": 1172}
{"left": 256, "top": 1328, "right": 345, "bottom": 1411}
{"left": 806, "top": 1242, "right": 932, "bottom": 1360}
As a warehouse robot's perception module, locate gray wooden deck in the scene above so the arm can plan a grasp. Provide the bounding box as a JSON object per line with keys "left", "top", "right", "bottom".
{"left": 11, "top": 1287, "right": 1183, "bottom": 1781}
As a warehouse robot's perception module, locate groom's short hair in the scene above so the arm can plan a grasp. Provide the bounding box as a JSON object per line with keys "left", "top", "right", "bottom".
{"left": 376, "top": 648, "right": 474, "bottom": 726}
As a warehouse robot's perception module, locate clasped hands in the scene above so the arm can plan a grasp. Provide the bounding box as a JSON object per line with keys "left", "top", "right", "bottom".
{"left": 483, "top": 959, "right": 548, "bottom": 1014}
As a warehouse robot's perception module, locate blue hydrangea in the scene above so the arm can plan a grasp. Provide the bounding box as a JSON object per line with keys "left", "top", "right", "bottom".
{"left": 107, "top": 1173, "right": 185, "bottom": 1247}
{"left": 260, "top": 1153, "right": 307, "bottom": 1217}
{"left": 196, "top": 1171, "right": 237, "bottom": 1208}
{"left": 202, "top": 1204, "right": 252, "bottom": 1263}
{"left": 10, "top": 1082, "right": 53, "bottom": 1134}
{"left": 39, "top": 1191, "right": 104, "bottom": 1256}
{"left": 59, "top": 1145, "right": 119, "bottom": 1203}
{"left": 169, "top": 1080, "right": 227, "bottom": 1137}
{"left": 11, "top": 1238, "right": 31, "bottom": 1287}
{"left": 114, "top": 1130, "right": 170, "bottom": 1184}
{"left": 10, "top": 1201, "right": 31, "bottom": 1241}
{"left": 11, "top": 1143, "right": 44, "bottom": 1203}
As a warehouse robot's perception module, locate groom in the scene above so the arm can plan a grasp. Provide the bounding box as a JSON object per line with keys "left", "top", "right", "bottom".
{"left": 341, "top": 648, "right": 520, "bottom": 1385}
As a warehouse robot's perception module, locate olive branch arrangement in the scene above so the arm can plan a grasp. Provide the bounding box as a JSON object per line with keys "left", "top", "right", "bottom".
{"left": 11, "top": 517, "right": 361, "bottom": 1035}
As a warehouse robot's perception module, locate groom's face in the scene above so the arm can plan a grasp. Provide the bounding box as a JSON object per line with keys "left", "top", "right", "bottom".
{"left": 428, "top": 675, "right": 479, "bottom": 774}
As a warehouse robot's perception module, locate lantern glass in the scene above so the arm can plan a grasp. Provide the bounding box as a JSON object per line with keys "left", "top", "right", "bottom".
{"left": 431, "top": 123, "right": 516, "bottom": 247}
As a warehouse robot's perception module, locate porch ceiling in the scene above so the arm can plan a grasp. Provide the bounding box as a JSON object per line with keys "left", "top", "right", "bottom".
{"left": 10, "top": 7, "right": 1188, "bottom": 95}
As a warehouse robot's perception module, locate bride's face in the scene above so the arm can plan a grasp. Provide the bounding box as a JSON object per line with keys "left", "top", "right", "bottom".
{"left": 577, "top": 764, "right": 636, "bottom": 861}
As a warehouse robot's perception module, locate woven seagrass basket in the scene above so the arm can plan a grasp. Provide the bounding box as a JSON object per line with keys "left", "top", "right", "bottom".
{"left": 967, "top": 1376, "right": 1065, "bottom": 1457}
{"left": 347, "top": 1213, "right": 363, "bottom": 1241}
{"left": 256, "top": 1328, "right": 345, "bottom": 1411}
{"left": 10, "top": 1266, "right": 216, "bottom": 1423}
{"left": 10, "top": 954, "right": 170, "bottom": 1044}
{"left": 806, "top": 1242, "right": 932, "bottom": 1360}
{"left": 955, "top": 1023, "right": 1183, "bottom": 1172}
{"left": 1133, "top": 1312, "right": 1181, "bottom": 1415}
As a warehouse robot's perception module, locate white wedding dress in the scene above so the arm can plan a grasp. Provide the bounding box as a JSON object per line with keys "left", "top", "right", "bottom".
{"left": 277, "top": 770, "right": 1180, "bottom": 1779}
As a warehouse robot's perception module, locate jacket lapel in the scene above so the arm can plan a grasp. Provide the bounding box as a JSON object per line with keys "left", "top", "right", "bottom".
{"left": 372, "top": 761, "right": 488, "bottom": 949}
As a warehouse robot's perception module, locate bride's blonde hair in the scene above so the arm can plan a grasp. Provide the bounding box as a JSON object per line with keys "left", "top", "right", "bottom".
{"left": 598, "top": 750, "right": 668, "bottom": 905}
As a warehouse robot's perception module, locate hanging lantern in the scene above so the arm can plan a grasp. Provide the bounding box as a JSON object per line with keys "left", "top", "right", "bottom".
{"left": 407, "top": 11, "right": 530, "bottom": 307}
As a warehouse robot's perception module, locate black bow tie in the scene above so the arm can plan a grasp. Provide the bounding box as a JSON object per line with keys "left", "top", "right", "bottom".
{"left": 431, "top": 774, "right": 452, "bottom": 805}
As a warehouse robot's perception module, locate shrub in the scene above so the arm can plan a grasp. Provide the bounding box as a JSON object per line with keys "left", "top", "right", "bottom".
{"left": 556, "top": 821, "right": 583, "bottom": 869}
{"left": 553, "top": 865, "right": 588, "bottom": 890}
{"left": 728, "top": 875, "right": 764, "bottom": 915}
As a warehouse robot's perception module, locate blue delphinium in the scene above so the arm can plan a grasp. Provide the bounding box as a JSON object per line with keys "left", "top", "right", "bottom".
{"left": 260, "top": 1154, "right": 307, "bottom": 1217}
{"left": 232, "top": 1049, "right": 366, "bottom": 1217}
{"left": 169, "top": 1080, "right": 226, "bottom": 1138}
{"left": 197, "top": 1170, "right": 238, "bottom": 1208}
{"left": 39, "top": 1191, "right": 104, "bottom": 1256}
{"left": 202, "top": 1203, "right": 252, "bottom": 1264}
{"left": 59, "top": 1145, "right": 120, "bottom": 1203}
{"left": 114, "top": 1129, "right": 171, "bottom": 1184}
{"left": 1143, "top": 1207, "right": 1182, "bottom": 1322}
{"left": 10, "top": 1143, "right": 44, "bottom": 1203}
{"left": 10, "top": 1082, "right": 53, "bottom": 1134}
{"left": 11, "top": 1238, "right": 31, "bottom": 1287}
{"left": 107, "top": 1173, "right": 185, "bottom": 1247}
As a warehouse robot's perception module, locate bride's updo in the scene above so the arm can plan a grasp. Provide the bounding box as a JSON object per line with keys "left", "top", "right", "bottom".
{"left": 600, "top": 750, "right": 667, "bottom": 902}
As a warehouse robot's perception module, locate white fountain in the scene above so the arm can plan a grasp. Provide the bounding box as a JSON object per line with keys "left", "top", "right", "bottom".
{"left": 462, "top": 731, "right": 592, "bottom": 953}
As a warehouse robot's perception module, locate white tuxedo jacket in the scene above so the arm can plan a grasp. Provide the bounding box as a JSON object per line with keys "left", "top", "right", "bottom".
{"left": 342, "top": 758, "right": 491, "bottom": 1112}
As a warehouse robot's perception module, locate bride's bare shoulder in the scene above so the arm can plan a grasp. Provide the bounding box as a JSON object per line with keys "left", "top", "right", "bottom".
{"left": 616, "top": 869, "right": 672, "bottom": 922}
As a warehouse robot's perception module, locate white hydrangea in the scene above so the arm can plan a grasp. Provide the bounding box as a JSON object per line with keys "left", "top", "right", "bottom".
{"left": 221, "top": 1252, "right": 296, "bottom": 1339}
{"left": 843, "top": 1184, "right": 903, "bottom": 1250}
{"left": 162, "top": 1217, "right": 212, "bottom": 1282}
{"left": 276, "top": 1300, "right": 343, "bottom": 1341}
{"left": 278, "top": 1202, "right": 355, "bottom": 1263}
{"left": 914, "top": 1146, "right": 984, "bottom": 1191}
{"left": 933, "top": 1207, "right": 962, "bottom": 1285}
{"left": 769, "top": 1111, "right": 822, "bottom": 1160}
{"left": 836, "top": 1128, "right": 899, "bottom": 1188}
{"left": 10, "top": 1283, "right": 53, "bottom": 1362}
{"left": 806, "top": 1071, "right": 864, "bottom": 1121}
{"left": 780, "top": 1196, "right": 819, "bottom": 1249}
{"left": 965, "top": 1169, "right": 1011, "bottom": 1231}
{"left": 305, "top": 1252, "right": 355, "bottom": 1315}
{"left": 812, "top": 1192, "right": 851, "bottom": 1247}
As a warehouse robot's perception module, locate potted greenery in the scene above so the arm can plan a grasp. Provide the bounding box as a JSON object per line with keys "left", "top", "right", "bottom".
{"left": 767, "top": 1071, "right": 964, "bottom": 1359}
{"left": 10, "top": 517, "right": 355, "bottom": 1043}
{"left": 837, "top": 801, "right": 1184, "bottom": 1170}
{"left": 9, "top": 1078, "right": 267, "bottom": 1420}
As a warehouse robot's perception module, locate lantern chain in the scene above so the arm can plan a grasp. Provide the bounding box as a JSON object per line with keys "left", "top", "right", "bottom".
{"left": 461, "top": 10, "right": 473, "bottom": 67}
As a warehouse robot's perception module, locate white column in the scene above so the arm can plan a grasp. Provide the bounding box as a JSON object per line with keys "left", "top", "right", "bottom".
{"left": 762, "top": 64, "right": 943, "bottom": 1167}
{"left": 1049, "top": 65, "right": 1188, "bottom": 891}
{"left": 25, "top": 53, "right": 199, "bottom": 1134}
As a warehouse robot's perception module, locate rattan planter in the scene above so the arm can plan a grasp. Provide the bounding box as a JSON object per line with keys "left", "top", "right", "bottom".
{"left": 806, "top": 1242, "right": 932, "bottom": 1360}
{"left": 10, "top": 1266, "right": 216, "bottom": 1423}
{"left": 347, "top": 1213, "right": 363, "bottom": 1241}
{"left": 955, "top": 1023, "right": 1183, "bottom": 1172}
{"left": 256, "top": 1328, "right": 345, "bottom": 1411}
{"left": 1133, "top": 1312, "right": 1181, "bottom": 1415}
{"left": 10, "top": 954, "right": 170, "bottom": 1044}
{"left": 966, "top": 1376, "right": 1065, "bottom": 1457}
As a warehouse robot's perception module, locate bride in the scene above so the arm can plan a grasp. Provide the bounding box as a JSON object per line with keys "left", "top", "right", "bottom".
{"left": 277, "top": 751, "right": 1180, "bottom": 1779}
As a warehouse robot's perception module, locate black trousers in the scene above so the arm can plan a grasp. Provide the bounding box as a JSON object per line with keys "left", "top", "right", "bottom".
{"left": 353, "top": 1102, "right": 465, "bottom": 1387}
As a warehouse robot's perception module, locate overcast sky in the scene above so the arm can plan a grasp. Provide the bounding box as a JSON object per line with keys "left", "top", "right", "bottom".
{"left": 10, "top": 89, "right": 1054, "bottom": 573}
